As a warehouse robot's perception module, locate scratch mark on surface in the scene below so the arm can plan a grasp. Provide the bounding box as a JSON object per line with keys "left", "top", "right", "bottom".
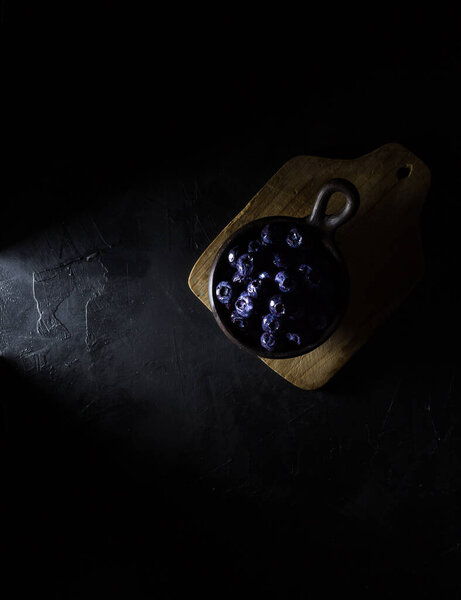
{"left": 194, "top": 213, "right": 212, "bottom": 243}
{"left": 159, "top": 285, "right": 188, "bottom": 318}
{"left": 286, "top": 405, "right": 316, "bottom": 426}
{"left": 369, "top": 376, "right": 403, "bottom": 464}
{"left": 195, "top": 458, "right": 233, "bottom": 482}
{"left": 171, "top": 327, "right": 185, "bottom": 398}
{"left": 57, "top": 224, "right": 79, "bottom": 260}
{"left": 80, "top": 397, "right": 97, "bottom": 414}
{"left": 426, "top": 389, "right": 441, "bottom": 447}
{"left": 84, "top": 297, "right": 94, "bottom": 349}
{"left": 125, "top": 263, "right": 130, "bottom": 306}
{"left": 64, "top": 358, "right": 79, "bottom": 367}
{"left": 90, "top": 217, "right": 112, "bottom": 248}
{"left": 440, "top": 542, "right": 461, "bottom": 557}
{"left": 381, "top": 377, "right": 401, "bottom": 432}
{"left": 166, "top": 207, "right": 172, "bottom": 252}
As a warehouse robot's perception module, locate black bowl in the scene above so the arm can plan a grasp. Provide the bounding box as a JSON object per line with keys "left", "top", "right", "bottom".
{"left": 208, "top": 178, "right": 360, "bottom": 359}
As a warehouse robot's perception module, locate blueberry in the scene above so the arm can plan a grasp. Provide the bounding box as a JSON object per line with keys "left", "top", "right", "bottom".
{"left": 236, "top": 253, "right": 254, "bottom": 277}
{"left": 258, "top": 271, "right": 272, "bottom": 281}
{"left": 231, "top": 311, "right": 248, "bottom": 329}
{"left": 262, "top": 313, "right": 280, "bottom": 333}
{"left": 261, "top": 224, "right": 274, "bottom": 245}
{"left": 215, "top": 281, "right": 233, "bottom": 304}
{"left": 235, "top": 291, "right": 254, "bottom": 317}
{"left": 260, "top": 331, "right": 276, "bottom": 351}
{"left": 286, "top": 332, "right": 301, "bottom": 345}
{"left": 248, "top": 239, "right": 261, "bottom": 254}
{"left": 247, "top": 279, "right": 262, "bottom": 298}
{"left": 248, "top": 274, "right": 272, "bottom": 299}
{"left": 273, "top": 252, "right": 287, "bottom": 268}
{"left": 275, "top": 270, "right": 296, "bottom": 292}
{"left": 298, "top": 264, "right": 313, "bottom": 277}
{"left": 269, "top": 295, "right": 286, "bottom": 317}
{"left": 286, "top": 227, "right": 303, "bottom": 248}
{"left": 299, "top": 263, "right": 319, "bottom": 287}
{"left": 228, "top": 246, "right": 240, "bottom": 267}
{"left": 232, "top": 271, "right": 248, "bottom": 284}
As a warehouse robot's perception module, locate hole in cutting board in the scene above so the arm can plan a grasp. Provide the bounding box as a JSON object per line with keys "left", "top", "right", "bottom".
{"left": 396, "top": 164, "right": 413, "bottom": 179}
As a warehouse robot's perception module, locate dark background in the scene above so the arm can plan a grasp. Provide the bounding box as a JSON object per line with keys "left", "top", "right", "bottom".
{"left": 2, "top": 4, "right": 461, "bottom": 599}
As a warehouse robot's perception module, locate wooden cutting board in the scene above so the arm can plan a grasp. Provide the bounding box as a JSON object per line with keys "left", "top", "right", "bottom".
{"left": 188, "top": 143, "right": 431, "bottom": 389}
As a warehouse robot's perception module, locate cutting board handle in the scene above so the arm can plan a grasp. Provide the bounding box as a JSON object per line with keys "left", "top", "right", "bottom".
{"left": 307, "top": 178, "right": 360, "bottom": 236}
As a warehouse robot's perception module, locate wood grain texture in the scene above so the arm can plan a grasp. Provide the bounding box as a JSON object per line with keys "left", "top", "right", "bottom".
{"left": 188, "top": 143, "right": 431, "bottom": 389}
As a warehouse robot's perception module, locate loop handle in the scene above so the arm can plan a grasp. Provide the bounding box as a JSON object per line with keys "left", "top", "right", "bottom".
{"left": 308, "top": 178, "right": 360, "bottom": 235}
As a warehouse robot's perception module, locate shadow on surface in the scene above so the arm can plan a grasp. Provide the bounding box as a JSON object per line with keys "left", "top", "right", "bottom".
{"left": 2, "top": 353, "right": 460, "bottom": 599}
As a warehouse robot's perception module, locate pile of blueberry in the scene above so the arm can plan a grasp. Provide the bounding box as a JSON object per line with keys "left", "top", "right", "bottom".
{"left": 212, "top": 220, "right": 345, "bottom": 355}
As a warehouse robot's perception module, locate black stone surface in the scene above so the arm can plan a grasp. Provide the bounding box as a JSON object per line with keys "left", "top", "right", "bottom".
{"left": 2, "top": 8, "right": 461, "bottom": 599}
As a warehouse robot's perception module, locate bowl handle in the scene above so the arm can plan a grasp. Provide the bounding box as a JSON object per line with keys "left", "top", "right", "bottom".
{"left": 307, "top": 178, "right": 360, "bottom": 236}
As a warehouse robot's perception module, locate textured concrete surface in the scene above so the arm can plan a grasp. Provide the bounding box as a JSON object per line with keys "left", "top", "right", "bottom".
{"left": 2, "top": 37, "right": 461, "bottom": 600}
